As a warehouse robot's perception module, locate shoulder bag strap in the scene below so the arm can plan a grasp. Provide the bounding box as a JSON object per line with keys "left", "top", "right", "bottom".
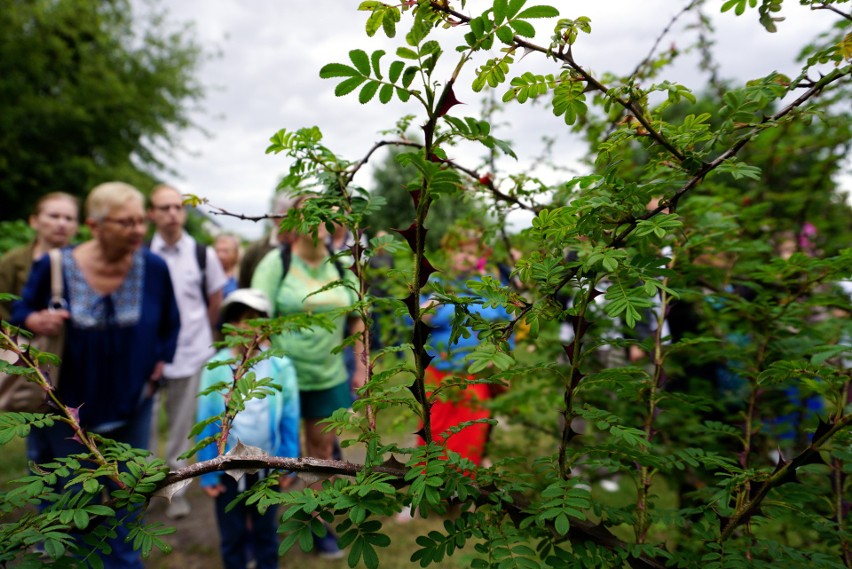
{"left": 47, "top": 249, "right": 66, "bottom": 311}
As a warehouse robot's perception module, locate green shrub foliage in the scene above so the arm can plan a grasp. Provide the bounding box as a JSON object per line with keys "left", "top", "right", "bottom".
{"left": 1, "top": 1, "right": 851, "bottom": 568}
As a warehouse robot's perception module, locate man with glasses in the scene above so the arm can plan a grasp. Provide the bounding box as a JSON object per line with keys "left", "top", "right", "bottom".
{"left": 147, "top": 184, "right": 226, "bottom": 519}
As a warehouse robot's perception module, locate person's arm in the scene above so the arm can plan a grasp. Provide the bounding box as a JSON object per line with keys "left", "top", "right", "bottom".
{"left": 156, "top": 257, "right": 181, "bottom": 366}
{"left": 347, "top": 315, "right": 368, "bottom": 392}
{"left": 145, "top": 255, "right": 180, "bottom": 395}
{"left": 206, "top": 288, "right": 223, "bottom": 329}
{"left": 12, "top": 254, "right": 68, "bottom": 335}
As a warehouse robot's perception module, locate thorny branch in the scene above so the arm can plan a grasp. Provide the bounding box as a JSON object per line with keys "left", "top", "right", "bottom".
{"left": 428, "top": 2, "right": 687, "bottom": 162}
{"left": 0, "top": 327, "right": 117, "bottom": 485}
{"left": 157, "top": 454, "right": 666, "bottom": 569}
{"left": 611, "top": 65, "right": 851, "bottom": 246}
{"left": 497, "top": 63, "right": 851, "bottom": 338}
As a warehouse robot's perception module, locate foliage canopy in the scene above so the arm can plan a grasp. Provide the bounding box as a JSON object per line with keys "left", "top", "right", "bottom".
{"left": 0, "top": 0, "right": 205, "bottom": 220}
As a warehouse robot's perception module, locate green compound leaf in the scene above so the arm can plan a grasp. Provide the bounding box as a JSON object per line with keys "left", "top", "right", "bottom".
{"left": 401, "top": 65, "right": 418, "bottom": 88}
{"left": 516, "top": 5, "right": 559, "bottom": 18}
{"left": 319, "top": 63, "right": 359, "bottom": 79}
{"left": 552, "top": 79, "right": 587, "bottom": 125}
{"left": 510, "top": 19, "right": 535, "bottom": 37}
{"left": 470, "top": 15, "right": 487, "bottom": 39}
{"left": 379, "top": 83, "right": 394, "bottom": 104}
{"left": 382, "top": 12, "right": 399, "bottom": 37}
{"left": 494, "top": 0, "right": 508, "bottom": 25}
{"left": 360, "top": 2, "right": 401, "bottom": 38}
{"left": 359, "top": 81, "right": 380, "bottom": 104}
{"left": 349, "top": 49, "right": 371, "bottom": 75}
{"left": 507, "top": 0, "right": 527, "bottom": 19}
{"left": 396, "top": 46, "right": 418, "bottom": 60}
{"left": 336, "top": 76, "right": 367, "bottom": 97}
{"left": 370, "top": 50, "right": 385, "bottom": 80}
{"left": 503, "top": 72, "right": 554, "bottom": 103}
{"left": 73, "top": 509, "right": 89, "bottom": 530}
{"left": 721, "top": 0, "right": 757, "bottom": 16}
{"left": 388, "top": 60, "right": 404, "bottom": 83}
{"left": 495, "top": 25, "right": 515, "bottom": 44}
{"left": 472, "top": 55, "right": 514, "bottom": 92}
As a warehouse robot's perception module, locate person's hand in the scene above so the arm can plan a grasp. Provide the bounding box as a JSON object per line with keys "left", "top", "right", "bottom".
{"left": 150, "top": 361, "right": 165, "bottom": 381}
{"left": 203, "top": 484, "right": 225, "bottom": 498}
{"left": 25, "top": 309, "right": 69, "bottom": 336}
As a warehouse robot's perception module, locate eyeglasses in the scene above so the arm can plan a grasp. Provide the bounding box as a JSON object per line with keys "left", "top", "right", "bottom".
{"left": 151, "top": 204, "right": 184, "bottom": 212}
{"left": 102, "top": 217, "right": 147, "bottom": 229}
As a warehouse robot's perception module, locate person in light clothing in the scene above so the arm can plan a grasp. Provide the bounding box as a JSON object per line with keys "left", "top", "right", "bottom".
{"left": 147, "top": 184, "right": 227, "bottom": 518}
{"left": 196, "top": 288, "right": 299, "bottom": 569}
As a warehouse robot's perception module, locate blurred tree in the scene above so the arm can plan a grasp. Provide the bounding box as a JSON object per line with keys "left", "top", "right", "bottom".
{"left": 0, "top": 0, "right": 206, "bottom": 220}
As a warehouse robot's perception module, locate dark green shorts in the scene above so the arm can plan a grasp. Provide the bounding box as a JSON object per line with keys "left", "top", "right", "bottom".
{"left": 300, "top": 380, "right": 353, "bottom": 420}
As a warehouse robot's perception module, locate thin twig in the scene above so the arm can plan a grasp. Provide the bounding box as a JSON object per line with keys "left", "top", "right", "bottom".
{"left": 629, "top": 0, "right": 701, "bottom": 81}
{"left": 811, "top": 3, "right": 852, "bottom": 22}
{"left": 158, "top": 454, "right": 666, "bottom": 569}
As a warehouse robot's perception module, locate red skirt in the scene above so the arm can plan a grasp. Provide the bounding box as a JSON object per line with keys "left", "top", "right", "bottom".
{"left": 416, "top": 366, "right": 492, "bottom": 466}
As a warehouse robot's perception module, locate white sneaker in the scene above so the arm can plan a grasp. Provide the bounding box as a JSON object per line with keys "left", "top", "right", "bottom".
{"left": 165, "top": 495, "right": 191, "bottom": 519}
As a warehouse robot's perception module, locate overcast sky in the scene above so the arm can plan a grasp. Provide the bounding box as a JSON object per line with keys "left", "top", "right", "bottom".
{"left": 148, "top": 1, "right": 843, "bottom": 239}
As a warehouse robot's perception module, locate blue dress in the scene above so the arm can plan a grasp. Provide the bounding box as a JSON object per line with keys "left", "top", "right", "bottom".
{"left": 13, "top": 247, "right": 180, "bottom": 431}
{"left": 426, "top": 274, "right": 515, "bottom": 372}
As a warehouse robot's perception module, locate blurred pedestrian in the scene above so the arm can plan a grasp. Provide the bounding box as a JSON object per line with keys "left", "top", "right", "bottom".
{"left": 0, "top": 192, "right": 79, "bottom": 321}
{"left": 147, "top": 184, "right": 227, "bottom": 519}
{"left": 13, "top": 181, "right": 180, "bottom": 569}
{"left": 417, "top": 228, "right": 514, "bottom": 469}
{"left": 251, "top": 194, "right": 364, "bottom": 558}
{"left": 214, "top": 233, "right": 241, "bottom": 298}
{"left": 196, "top": 288, "right": 299, "bottom": 569}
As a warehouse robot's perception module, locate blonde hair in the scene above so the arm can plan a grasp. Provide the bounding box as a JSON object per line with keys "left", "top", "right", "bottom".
{"left": 86, "top": 182, "right": 144, "bottom": 221}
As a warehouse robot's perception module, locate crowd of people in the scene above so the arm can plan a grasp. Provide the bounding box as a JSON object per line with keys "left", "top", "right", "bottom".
{"left": 0, "top": 183, "right": 367, "bottom": 567}
{"left": 4, "top": 183, "right": 846, "bottom": 568}
{"left": 0, "top": 182, "right": 524, "bottom": 568}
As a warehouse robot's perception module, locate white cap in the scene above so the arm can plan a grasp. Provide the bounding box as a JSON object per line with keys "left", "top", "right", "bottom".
{"left": 220, "top": 288, "right": 272, "bottom": 320}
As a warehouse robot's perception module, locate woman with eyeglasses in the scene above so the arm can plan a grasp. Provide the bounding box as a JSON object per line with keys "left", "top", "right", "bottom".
{"left": 12, "top": 181, "right": 180, "bottom": 569}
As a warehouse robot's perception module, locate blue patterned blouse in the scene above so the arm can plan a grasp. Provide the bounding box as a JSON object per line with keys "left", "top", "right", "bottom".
{"left": 13, "top": 247, "right": 180, "bottom": 430}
